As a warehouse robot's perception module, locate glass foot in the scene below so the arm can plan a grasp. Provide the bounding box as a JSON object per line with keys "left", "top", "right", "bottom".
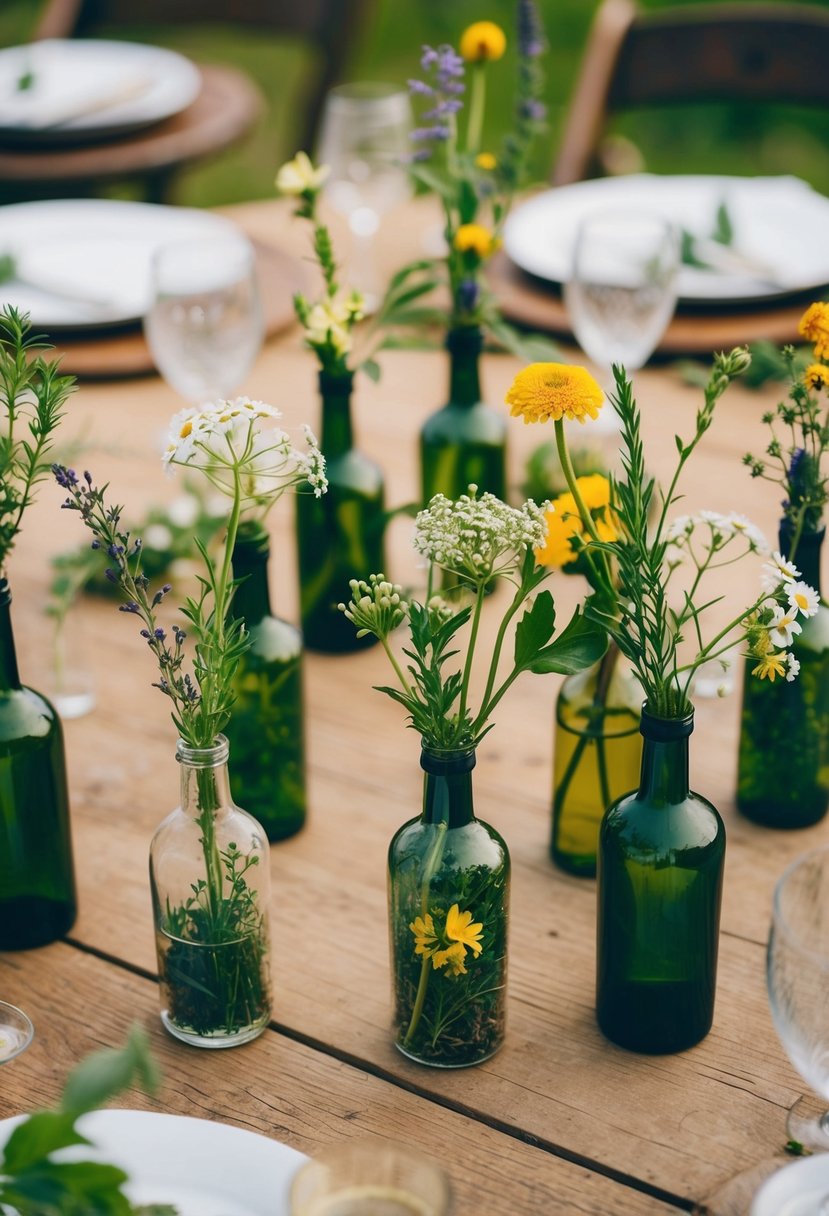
{"left": 160, "top": 1010, "right": 268, "bottom": 1049}
{"left": 787, "top": 1094, "right": 829, "bottom": 1152}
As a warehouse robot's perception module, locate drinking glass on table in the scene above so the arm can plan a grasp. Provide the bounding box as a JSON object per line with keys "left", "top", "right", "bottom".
{"left": 768, "top": 845, "right": 829, "bottom": 1158}
{"left": 0, "top": 1001, "right": 34, "bottom": 1064}
{"left": 144, "top": 232, "right": 263, "bottom": 403}
{"left": 290, "top": 1139, "right": 451, "bottom": 1215}
{"left": 317, "top": 83, "right": 412, "bottom": 312}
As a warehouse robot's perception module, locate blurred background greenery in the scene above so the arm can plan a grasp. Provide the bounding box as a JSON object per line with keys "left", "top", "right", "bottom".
{"left": 2, "top": 0, "right": 828, "bottom": 206}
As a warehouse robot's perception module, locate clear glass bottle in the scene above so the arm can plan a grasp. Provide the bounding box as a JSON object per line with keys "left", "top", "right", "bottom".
{"left": 737, "top": 524, "right": 829, "bottom": 828}
{"left": 551, "top": 644, "right": 642, "bottom": 877}
{"left": 150, "top": 736, "right": 272, "bottom": 1048}
{"left": 0, "top": 577, "right": 76, "bottom": 950}
{"left": 420, "top": 327, "right": 507, "bottom": 506}
{"left": 296, "top": 370, "right": 385, "bottom": 653}
{"left": 596, "top": 707, "right": 725, "bottom": 1053}
{"left": 388, "top": 745, "right": 509, "bottom": 1068}
{"left": 226, "top": 520, "right": 306, "bottom": 842}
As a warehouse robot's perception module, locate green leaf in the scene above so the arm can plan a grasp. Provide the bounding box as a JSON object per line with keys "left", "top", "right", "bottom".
{"left": 713, "top": 200, "right": 733, "bottom": 246}
{"left": 409, "top": 164, "right": 453, "bottom": 201}
{"left": 1, "top": 1112, "right": 89, "bottom": 1173}
{"left": 529, "top": 608, "right": 608, "bottom": 675}
{"left": 361, "top": 357, "right": 381, "bottom": 383}
{"left": 61, "top": 1024, "right": 158, "bottom": 1115}
{"left": 513, "top": 590, "right": 556, "bottom": 670}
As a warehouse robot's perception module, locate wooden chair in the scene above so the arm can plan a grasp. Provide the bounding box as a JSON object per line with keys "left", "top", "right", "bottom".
{"left": 553, "top": 0, "right": 829, "bottom": 186}
{"left": 1, "top": 0, "right": 373, "bottom": 202}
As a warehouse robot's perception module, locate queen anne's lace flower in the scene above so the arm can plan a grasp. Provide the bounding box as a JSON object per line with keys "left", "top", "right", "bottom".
{"left": 339, "top": 574, "right": 408, "bottom": 638}
{"left": 414, "top": 485, "right": 548, "bottom": 580}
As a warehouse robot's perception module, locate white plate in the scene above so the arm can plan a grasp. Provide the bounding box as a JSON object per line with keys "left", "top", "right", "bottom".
{"left": 0, "top": 1108, "right": 307, "bottom": 1216}
{"left": 0, "top": 39, "right": 201, "bottom": 143}
{"left": 503, "top": 174, "right": 829, "bottom": 304}
{"left": 0, "top": 198, "right": 241, "bottom": 330}
{"left": 751, "top": 1152, "right": 829, "bottom": 1215}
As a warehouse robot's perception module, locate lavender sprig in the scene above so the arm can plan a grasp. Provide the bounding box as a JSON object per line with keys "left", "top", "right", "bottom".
{"left": 499, "top": 0, "right": 547, "bottom": 192}
{"left": 408, "top": 44, "right": 465, "bottom": 161}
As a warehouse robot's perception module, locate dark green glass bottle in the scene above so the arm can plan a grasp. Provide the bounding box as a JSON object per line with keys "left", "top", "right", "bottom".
{"left": 420, "top": 327, "right": 507, "bottom": 506}
{"left": 226, "top": 521, "right": 305, "bottom": 842}
{"left": 0, "top": 578, "right": 76, "bottom": 950}
{"left": 737, "top": 525, "right": 829, "bottom": 828}
{"left": 596, "top": 708, "right": 725, "bottom": 1053}
{"left": 296, "top": 371, "right": 385, "bottom": 652}
{"left": 388, "top": 746, "right": 509, "bottom": 1068}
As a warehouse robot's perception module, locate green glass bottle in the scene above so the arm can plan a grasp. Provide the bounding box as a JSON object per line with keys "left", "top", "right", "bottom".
{"left": 737, "top": 525, "right": 829, "bottom": 828}
{"left": 226, "top": 520, "right": 305, "bottom": 842}
{"left": 420, "top": 327, "right": 507, "bottom": 505}
{"left": 551, "top": 645, "right": 642, "bottom": 878}
{"left": 0, "top": 578, "right": 77, "bottom": 950}
{"left": 596, "top": 708, "right": 725, "bottom": 1053}
{"left": 388, "top": 746, "right": 509, "bottom": 1068}
{"left": 296, "top": 371, "right": 385, "bottom": 652}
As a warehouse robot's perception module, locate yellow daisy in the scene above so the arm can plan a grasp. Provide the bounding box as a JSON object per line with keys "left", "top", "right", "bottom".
{"left": 752, "top": 651, "right": 788, "bottom": 682}
{"left": 454, "top": 223, "right": 496, "bottom": 259}
{"left": 445, "top": 904, "right": 484, "bottom": 956}
{"left": 460, "top": 21, "right": 507, "bottom": 61}
{"left": 432, "top": 942, "right": 468, "bottom": 976}
{"left": 475, "top": 152, "right": 497, "bottom": 171}
{"left": 410, "top": 913, "right": 438, "bottom": 957}
{"left": 804, "top": 362, "right": 829, "bottom": 392}
{"left": 506, "top": 363, "right": 604, "bottom": 425}
{"left": 799, "top": 302, "right": 829, "bottom": 361}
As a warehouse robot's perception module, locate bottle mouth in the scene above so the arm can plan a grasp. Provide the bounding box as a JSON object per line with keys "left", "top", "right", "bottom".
{"left": 176, "top": 734, "right": 229, "bottom": 767}
{"left": 639, "top": 705, "right": 694, "bottom": 741}
{"left": 420, "top": 746, "right": 477, "bottom": 775}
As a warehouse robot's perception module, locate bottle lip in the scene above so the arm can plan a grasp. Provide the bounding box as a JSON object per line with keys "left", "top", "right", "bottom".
{"left": 640, "top": 705, "right": 694, "bottom": 741}
{"left": 176, "top": 734, "right": 230, "bottom": 767}
{"left": 420, "top": 745, "right": 477, "bottom": 775}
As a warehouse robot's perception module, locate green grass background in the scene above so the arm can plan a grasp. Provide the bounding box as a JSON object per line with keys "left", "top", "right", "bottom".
{"left": 2, "top": 0, "right": 828, "bottom": 206}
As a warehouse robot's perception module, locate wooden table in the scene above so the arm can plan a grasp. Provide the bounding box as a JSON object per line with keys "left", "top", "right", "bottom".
{"left": 1, "top": 199, "right": 827, "bottom": 1215}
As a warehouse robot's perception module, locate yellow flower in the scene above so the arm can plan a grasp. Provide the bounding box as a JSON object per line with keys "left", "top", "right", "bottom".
{"left": 460, "top": 21, "right": 507, "bottom": 61}
{"left": 577, "top": 473, "right": 611, "bottom": 511}
{"left": 799, "top": 302, "right": 829, "bottom": 361}
{"left": 506, "top": 363, "right": 604, "bottom": 426}
{"left": 752, "top": 650, "right": 787, "bottom": 682}
{"left": 475, "top": 152, "right": 497, "bottom": 171}
{"left": 432, "top": 942, "right": 468, "bottom": 975}
{"left": 804, "top": 362, "right": 829, "bottom": 392}
{"left": 595, "top": 515, "right": 618, "bottom": 544}
{"left": 535, "top": 499, "right": 581, "bottom": 567}
{"left": 275, "top": 151, "right": 329, "bottom": 196}
{"left": 454, "top": 223, "right": 496, "bottom": 259}
{"left": 445, "top": 904, "right": 484, "bottom": 956}
{"left": 410, "top": 913, "right": 438, "bottom": 957}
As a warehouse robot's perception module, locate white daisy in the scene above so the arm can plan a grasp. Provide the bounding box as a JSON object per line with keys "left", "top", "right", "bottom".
{"left": 761, "top": 551, "right": 801, "bottom": 593}
{"left": 768, "top": 605, "right": 803, "bottom": 648}
{"left": 722, "top": 513, "right": 769, "bottom": 553}
{"left": 786, "top": 653, "right": 801, "bottom": 682}
{"left": 787, "top": 581, "right": 820, "bottom": 619}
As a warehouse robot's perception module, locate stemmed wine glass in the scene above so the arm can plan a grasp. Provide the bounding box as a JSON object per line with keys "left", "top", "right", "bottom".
{"left": 317, "top": 82, "right": 412, "bottom": 311}
{"left": 144, "top": 231, "right": 264, "bottom": 404}
{"left": 0, "top": 1001, "right": 33, "bottom": 1064}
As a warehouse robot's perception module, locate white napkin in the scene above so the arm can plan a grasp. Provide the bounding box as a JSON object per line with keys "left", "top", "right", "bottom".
{"left": 0, "top": 40, "right": 151, "bottom": 129}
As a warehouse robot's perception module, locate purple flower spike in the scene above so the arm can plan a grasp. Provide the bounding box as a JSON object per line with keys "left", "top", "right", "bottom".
{"left": 458, "top": 279, "right": 479, "bottom": 311}
{"left": 408, "top": 79, "right": 434, "bottom": 96}
{"left": 518, "top": 0, "right": 547, "bottom": 58}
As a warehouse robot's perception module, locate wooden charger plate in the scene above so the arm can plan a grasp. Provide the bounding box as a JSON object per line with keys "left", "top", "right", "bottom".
{"left": 489, "top": 250, "right": 814, "bottom": 357}
{"left": 47, "top": 239, "right": 304, "bottom": 380}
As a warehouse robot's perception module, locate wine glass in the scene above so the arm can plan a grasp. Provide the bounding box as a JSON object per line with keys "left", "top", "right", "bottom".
{"left": 317, "top": 82, "right": 412, "bottom": 311}
{"left": 0, "top": 1001, "right": 34, "bottom": 1064}
{"left": 768, "top": 844, "right": 829, "bottom": 1157}
{"left": 144, "top": 232, "right": 263, "bottom": 404}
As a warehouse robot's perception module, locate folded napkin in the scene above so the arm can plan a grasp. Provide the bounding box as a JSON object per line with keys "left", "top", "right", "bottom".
{"left": 0, "top": 40, "right": 152, "bottom": 129}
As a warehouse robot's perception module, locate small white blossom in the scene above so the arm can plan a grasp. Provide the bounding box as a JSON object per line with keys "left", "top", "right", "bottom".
{"left": 768, "top": 604, "right": 802, "bottom": 648}
{"left": 339, "top": 574, "right": 408, "bottom": 638}
{"left": 167, "top": 494, "right": 200, "bottom": 528}
{"left": 414, "top": 486, "right": 549, "bottom": 581}
{"left": 666, "top": 515, "right": 695, "bottom": 541}
{"left": 275, "top": 151, "right": 329, "bottom": 195}
{"left": 143, "top": 523, "right": 173, "bottom": 550}
{"left": 786, "top": 653, "right": 801, "bottom": 682}
{"left": 722, "top": 513, "right": 768, "bottom": 553}
{"left": 761, "top": 550, "right": 801, "bottom": 592}
{"left": 787, "top": 580, "right": 820, "bottom": 618}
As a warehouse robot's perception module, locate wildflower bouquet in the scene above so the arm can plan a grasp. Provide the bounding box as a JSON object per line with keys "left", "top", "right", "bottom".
{"left": 55, "top": 399, "right": 326, "bottom": 1044}
{"left": 341, "top": 486, "right": 605, "bottom": 1065}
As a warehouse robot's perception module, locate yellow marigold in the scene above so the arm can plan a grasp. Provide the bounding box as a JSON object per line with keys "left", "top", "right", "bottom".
{"left": 595, "top": 516, "right": 618, "bottom": 544}
{"left": 460, "top": 21, "right": 507, "bottom": 61}
{"left": 506, "top": 363, "right": 604, "bottom": 426}
{"left": 804, "top": 362, "right": 829, "bottom": 392}
{"left": 752, "top": 650, "right": 787, "bottom": 682}
{"left": 475, "top": 152, "right": 497, "bottom": 171}
{"left": 454, "top": 223, "right": 496, "bottom": 258}
{"left": 535, "top": 503, "right": 581, "bottom": 567}
{"left": 799, "top": 302, "right": 829, "bottom": 361}
{"left": 577, "top": 473, "right": 611, "bottom": 511}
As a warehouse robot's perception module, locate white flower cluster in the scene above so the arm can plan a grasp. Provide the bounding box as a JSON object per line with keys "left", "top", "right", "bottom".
{"left": 339, "top": 574, "right": 409, "bottom": 638}
{"left": 414, "top": 485, "right": 549, "bottom": 581}
{"left": 162, "top": 397, "right": 327, "bottom": 505}
{"left": 304, "top": 290, "right": 365, "bottom": 359}
{"left": 666, "top": 510, "right": 769, "bottom": 557}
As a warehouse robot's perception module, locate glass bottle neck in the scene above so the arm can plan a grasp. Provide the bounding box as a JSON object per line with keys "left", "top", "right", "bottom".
{"left": 780, "top": 522, "right": 823, "bottom": 599}
{"left": 178, "top": 738, "right": 232, "bottom": 816}
{"left": 319, "top": 371, "right": 354, "bottom": 457}
{"left": 421, "top": 748, "right": 476, "bottom": 827}
{"left": 232, "top": 522, "right": 272, "bottom": 626}
{"left": 447, "top": 326, "right": 482, "bottom": 407}
{"left": 637, "top": 709, "right": 692, "bottom": 805}
{"left": 0, "top": 580, "right": 21, "bottom": 692}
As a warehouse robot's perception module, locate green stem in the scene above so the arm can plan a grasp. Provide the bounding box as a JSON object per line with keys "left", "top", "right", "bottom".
{"left": 466, "top": 64, "right": 486, "bottom": 154}
{"left": 403, "top": 820, "right": 448, "bottom": 1046}
{"left": 477, "top": 582, "right": 527, "bottom": 728}
{"left": 382, "top": 636, "right": 414, "bottom": 699}
{"left": 457, "top": 581, "right": 486, "bottom": 727}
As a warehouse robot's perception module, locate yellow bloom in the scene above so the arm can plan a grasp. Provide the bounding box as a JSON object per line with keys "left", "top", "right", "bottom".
{"left": 410, "top": 913, "right": 438, "bottom": 957}
{"left": 577, "top": 473, "right": 611, "bottom": 511}
{"left": 595, "top": 515, "right": 618, "bottom": 544}
{"left": 445, "top": 904, "right": 484, "bottom": 957}
{"left": 535, "top": 500, "right": 581, "bottom": 568}
{"left": 454, "top": 223, "right": 496, "bottom": 259}
{"left": 752, "top": 650, "right": 787, "bottom": 682}
{"left": 804, "top": 362, "right": 829, "bottom": 392}
{"left": 275, "top": 151, "right": 329, "bottom": 196}
{"left": 460, "top": 21, "right": 507, "bottom": 61}
{"left": 475, "top": 152, "right": 497, "bottom": 171}
{"left": 799, "top": 302, "right": 829, "bottom": 361}
{"left": 506, "top": 363, "right": 604, "bottom": 426}
{"left": 432, "top": 942, "right": 468, "bottom": 976}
